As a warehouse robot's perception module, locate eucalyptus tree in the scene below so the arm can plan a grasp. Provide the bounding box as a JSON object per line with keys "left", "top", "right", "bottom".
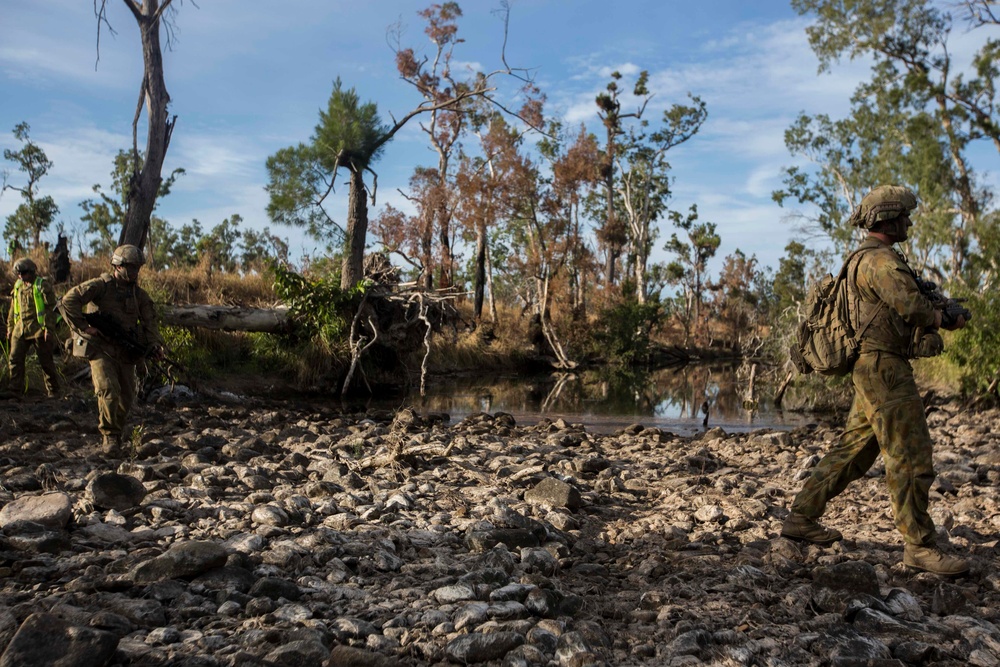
{"left": 391, "top": 2, "right": 545, "bottom": 290}
{"left": 594, "top": 70, "right": 651, "bottom": 287}
{"left": 663, "top": 205, "right": 721, "bottom": 345}
{"left": 2, "top": 122, "right": 58, "bottom": 251}
{"left": 616, "top": 95, "right": 707, "bottom": 305}
{"left": 779, "top": 0, "right": 999, "bottom": 283}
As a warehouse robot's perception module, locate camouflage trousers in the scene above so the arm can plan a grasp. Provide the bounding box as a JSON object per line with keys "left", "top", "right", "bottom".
{"left": 791, "top": 351, "right": 936, "bottom": 546}
{"left": 90, "top": 353, "right": 137, "bottom": 442}
{"left": 8, "top": 333, "right": 60, "bottom": 395}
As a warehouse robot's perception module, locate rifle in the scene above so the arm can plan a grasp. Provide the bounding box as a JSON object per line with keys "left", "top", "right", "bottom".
{"left": 83, "top": 312, "right": 187, "bottom": 388}
{"left": 84, "top": 312, "right": 149, "bottom": 359}
{"left": 915, "top": 278, "right": 972, "bottom": 328}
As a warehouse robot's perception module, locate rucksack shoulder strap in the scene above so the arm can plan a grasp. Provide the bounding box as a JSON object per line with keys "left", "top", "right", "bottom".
{"left": 844, "top": 242, "right": 885, "bottom": 340}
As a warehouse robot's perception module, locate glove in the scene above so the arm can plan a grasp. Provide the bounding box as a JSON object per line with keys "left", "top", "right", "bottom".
{"left": 913, "top": 332, "right": 944, "bottom": 358}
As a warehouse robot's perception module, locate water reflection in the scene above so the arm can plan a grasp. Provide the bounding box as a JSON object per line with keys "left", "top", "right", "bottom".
{"left": 395, "top": 365, "right": 811, "bottom": 435}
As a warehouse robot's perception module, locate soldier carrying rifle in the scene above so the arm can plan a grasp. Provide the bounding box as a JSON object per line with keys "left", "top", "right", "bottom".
{"left": 782, "top": 185, "right": 971, "bottom": 576}
{"left": 61, "top": 244, "right": 163, "bottom": 457}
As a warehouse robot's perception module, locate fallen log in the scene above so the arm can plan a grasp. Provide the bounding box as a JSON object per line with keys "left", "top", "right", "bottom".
{"left": 160, "top": 305, "right": 291, "bottom": 333}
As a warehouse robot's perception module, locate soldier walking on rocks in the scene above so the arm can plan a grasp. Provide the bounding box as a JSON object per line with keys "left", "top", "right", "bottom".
{"left": 61, "top": 245, "right": 163, "bottom": 456}
{"left": 6, "top": 257, "right": 61, "bottom": 397}
{"left": 782, "top": 185, "right": 970, "bottom": 576}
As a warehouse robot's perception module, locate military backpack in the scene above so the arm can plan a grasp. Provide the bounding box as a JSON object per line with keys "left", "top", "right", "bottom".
{"left": 790, "top": 247, "right": 882, "bottom": 376}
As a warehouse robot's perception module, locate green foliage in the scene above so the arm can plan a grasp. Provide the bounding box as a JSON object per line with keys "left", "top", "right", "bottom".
{"left": 781, "top": 0, "right": 998, "bottom": 284}
{"left": 272, "top": 263, "right": 363, "bottom": 347}
{"left": 3, "top": 122, "right": 57, "bottom": 250}
{"left": 591, "top": 298, "right": 665, "bottom": 366}
{"left": 947, "top": 286, "right": 1000, "bottom": 394}
{"left": 266, "top": 78, "right": 390, "bottom": 243}
{"left": 664, "top": 204, "right": 720, "bottom": 342}
{"left": 160, "top": 326, "right": 213, "bottom": 374}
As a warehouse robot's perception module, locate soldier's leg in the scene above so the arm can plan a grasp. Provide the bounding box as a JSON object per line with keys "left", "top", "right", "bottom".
{"left": 8, "top": 334, "right": 29, "bottom": 392}
{"left": 36, "top": 335, "right": 60, "bottom": 395}
{"left": 860, "top": 354, "right": 936, "bottom": 546}
{"left": 91, "top": 355, "right": 124, "bottom": 441}
{"left": 790, "top": 388, "right": 881, "bottom": 519}
{"left": 119, "top": 361, "right": 137, "bottom": 429}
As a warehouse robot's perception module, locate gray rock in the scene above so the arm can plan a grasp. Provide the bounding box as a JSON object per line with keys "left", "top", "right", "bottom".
{"left": 251, "top": 504, "right": 290, "bottom": 527}
{"left": 693, "top": 504, "right": 725, "bottom": 523}
{"left": 466, "top": 529, "right": 540, "bottom": 552}
{"left": 454, "top": 602, "right": 488, "bottom": 631}
{"left": 445, "top": 631, "right": 525, "bottom": 663}
{"left": 327, "top": 645, "right": 405, "bottom": 666}
{"left": 433, "top": 583, "right": 477, "bottom": 604}
{"left": 5, "top": 529, "right": 70, "bottom": 553}
{"left": 86, "top": 474, "right": 147, "bottom": 511}
{"left": 523, "top": 478, "right": 582, "bottom": 510}
{"left": 521, "top": 547, "right": 559, "bottom": 576}
{"left": 814, "top": 560, "right": 880, "bottom": 593}
{"left": 146, "top": 626, "right": 181, "bottom": 645}
{"left": 263, "top": 640, "right": 330, "bottom": 667}
{"left": 0, "top": 612, "right": 118, "bottom": 667}
{"left": 0, "top": 492, "right": 72, "bottom": 529}
{"left": 191, "top": 566, "right": 256, "bottom": 593}
{"left": 555, "top": 631, "right": 600, "bottom": 666}
{"left": 249, "top": 576, "right": 300, "bottom": 601}
{"left": 104, "top": 598, "right": 167, "bottom": 628}
{"left": 330, "top": 617, "right": 379, "bottom": 640}
{"left": 130, "top": 540, "right": 229, "bottom": 584}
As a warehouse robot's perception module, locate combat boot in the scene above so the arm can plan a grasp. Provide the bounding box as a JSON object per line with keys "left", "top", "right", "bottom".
{"left": 102, "top": 435, "right": 126, "bottom": 459}
{"left": 903, "top": 544, "right": 969, "bottom": 576}
{"left": 781, "top": 512, "right": 843, "bottom": 545}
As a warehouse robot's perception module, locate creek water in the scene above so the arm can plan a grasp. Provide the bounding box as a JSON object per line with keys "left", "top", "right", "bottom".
{"left": 377, "top": 364, "right": 814, "bottom": 436}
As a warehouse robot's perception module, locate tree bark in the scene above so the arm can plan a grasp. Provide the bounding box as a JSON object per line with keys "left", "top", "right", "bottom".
{"left": 473, "top": 218, "right": 487, "bottom": 319}
{"left": 119, "top": 0, "right": 176, "bottom": 251}
{"left": 160, "top": 305, "right": 290, "bottom": 333}
{"left": 341, "top": 168, "right": 368, "bottom": 290}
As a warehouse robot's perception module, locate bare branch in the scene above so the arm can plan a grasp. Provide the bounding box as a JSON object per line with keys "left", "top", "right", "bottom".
{"left": 151, "top": 0, "right": 176, "bottom": 25}
{"left": 131, "top": 73, "right": 147, "bottom": 169}
{"left": 93, "top": 0, "right": 120, "bottom": 70}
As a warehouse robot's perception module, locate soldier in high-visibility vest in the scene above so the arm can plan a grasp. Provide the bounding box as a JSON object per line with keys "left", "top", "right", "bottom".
{"left": 6, "top": 257, "right": 61, "bottom": 396}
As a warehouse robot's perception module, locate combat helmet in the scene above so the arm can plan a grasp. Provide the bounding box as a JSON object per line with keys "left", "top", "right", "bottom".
{"left": 13, "top": 257, "right": 37, "bottom": 275}
{"left": 111, "top": 244, "right": 145, "bottom": 266}
{"left": 850, "top": 185, "right": 918, "bottom": 229}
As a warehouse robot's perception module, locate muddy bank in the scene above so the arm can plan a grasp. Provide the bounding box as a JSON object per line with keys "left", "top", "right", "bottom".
{"left": 0, "top": 389, "right": 997, "bottom": 666}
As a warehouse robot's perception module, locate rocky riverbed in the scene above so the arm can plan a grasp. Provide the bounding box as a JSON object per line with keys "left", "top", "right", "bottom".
{"left": 0, "top": 389, "right": 998, "bottom": 666}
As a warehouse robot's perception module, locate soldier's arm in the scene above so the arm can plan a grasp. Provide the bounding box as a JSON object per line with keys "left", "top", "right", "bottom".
{"left": 41, "top": 279, "right": 59, "bottom": 326}
{"left": 138, "top": 291, "right": 164, "bottom": 347}
{"left": 60, "top": 280, "right": 103, "bottom": 333}
{"left": 5, "top": 296, "right": 13, "bottom": 339}
{"left": 866, "top": 255, "right": 937, "bottom": 329}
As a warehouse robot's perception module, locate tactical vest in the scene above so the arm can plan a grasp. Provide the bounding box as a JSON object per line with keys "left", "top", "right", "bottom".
{"left": 846, "top": 240, "right": 925, "bottom": 357}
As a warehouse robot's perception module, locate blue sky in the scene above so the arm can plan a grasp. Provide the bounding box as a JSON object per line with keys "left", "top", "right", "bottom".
{"left": 1, "top": 1, "right": 994, "bottom": 277}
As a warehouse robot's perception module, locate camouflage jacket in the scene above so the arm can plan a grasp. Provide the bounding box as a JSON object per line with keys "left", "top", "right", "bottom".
{"left": 7, "top": 276, "right": 58, "bottom": 340}
{"left": 61, "top": 273, "right": 162, "bottom": 357}
{"left": 847, "top": 237, "right": 936, "bottom": 357}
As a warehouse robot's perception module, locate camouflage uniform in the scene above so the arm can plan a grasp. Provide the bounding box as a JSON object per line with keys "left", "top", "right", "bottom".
{"left": 790, "top": 236, "right": 939, "bottom": 546}
{"left": 61, "top": 272, "right": 162, "bottom": 444}
{"left": 7, "top": 271, "right": 60, "bottom": 395}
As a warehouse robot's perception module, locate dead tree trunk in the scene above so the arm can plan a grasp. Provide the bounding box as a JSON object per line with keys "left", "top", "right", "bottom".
{"left": 341, "top": 168, "right": 369, "bottom": 290}
{"left": 109, "top": 0, "right": 177, "bottom": 250}
{"left": 160, "top": 305, "right": 290, "bottom": 333}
